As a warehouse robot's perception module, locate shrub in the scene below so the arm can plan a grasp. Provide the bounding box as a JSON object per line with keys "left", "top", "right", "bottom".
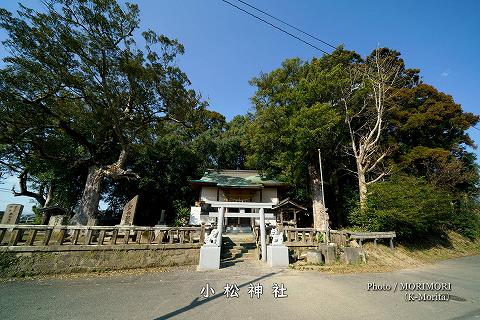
{"left": 449, "top": 195, "right": 480, "bottom": 239}
{"left": 173, "top": 200, "right": 190, "bottom": 227}
{"left": 348, "top": 175, "right": 454, "bottom": 241}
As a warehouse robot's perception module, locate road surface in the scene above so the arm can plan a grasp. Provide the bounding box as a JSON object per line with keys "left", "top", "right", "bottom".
{"left": 1, "top": 256, "right": 479, "bottom": 320}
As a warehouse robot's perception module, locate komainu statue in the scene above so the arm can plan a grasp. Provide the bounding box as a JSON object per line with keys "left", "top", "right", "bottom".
{"left": 270, "top": 228, "right": 284, "bottom": 245}
{"left": 204, "top": 229, "right": 219, "bottom": 245}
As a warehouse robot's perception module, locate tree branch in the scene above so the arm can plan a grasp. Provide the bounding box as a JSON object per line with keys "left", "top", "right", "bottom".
{"left": 11, "top": 169, "right": 46, "bottom": 206}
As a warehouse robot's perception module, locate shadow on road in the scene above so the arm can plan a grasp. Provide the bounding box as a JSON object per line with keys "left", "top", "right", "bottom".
{"left": 153, "top": 272, "right": 277, "bottom": 319}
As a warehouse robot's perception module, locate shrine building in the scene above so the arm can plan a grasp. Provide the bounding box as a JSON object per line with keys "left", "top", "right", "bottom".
{"left": 189, "top": 169, "right": 309, "bottom": 230}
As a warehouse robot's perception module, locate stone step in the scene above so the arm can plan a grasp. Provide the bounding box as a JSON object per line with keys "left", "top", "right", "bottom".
{"left": 221, "top": 234, "right": 258, "bottom": 262}
{"left": 221, "top": 253, "right": 242, "bottom": 259}
{"left": 221, "top": 253, "right": 257, "bottom": 261}
{"left": 223, "top": 240, "right": 255, "bottom": 246}
{"left": 242, "top": 252, "right": 257, "bottom": 260}
{"left": 224, "top": 226, "right": 253, "bottom": 234}
{"left": 223, "top": 234, "right": 255, "bottom": 241}
{"left": 223, "top": 237, "right": 256, "bottom": 243}
{"left": 222, "top": 245, "right": 249, "bottom": 251}
{"left": 238, "top": 243, "right": 257, "bottom": 249}
{"left": 223, "top": 241, "right": 256, "bottom": 246}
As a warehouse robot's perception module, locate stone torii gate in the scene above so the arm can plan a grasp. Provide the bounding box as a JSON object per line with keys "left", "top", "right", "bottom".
{"left": 198, "top": 200, "right": 275, "bottom": 270}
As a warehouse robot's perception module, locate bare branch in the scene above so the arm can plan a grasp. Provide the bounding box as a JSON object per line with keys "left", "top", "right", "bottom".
{"left": 365, "top": 151, "right": 388, "bottom": 173}
{"left": 366, "top": 168, "right": 392, "bottom": 185}
{"left": 342, "top": 164, "right": 358, "bottom": 176}
{"left": 102, "top": 149, "right": 140, "bottom": 180}
{"left": 11, "top": 169, "right": 46, "bottom": 206}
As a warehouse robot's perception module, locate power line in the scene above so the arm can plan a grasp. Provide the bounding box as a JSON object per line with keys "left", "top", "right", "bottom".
{"left": 219, "top": 1, "right": 383, "bottom": 80}
{"left": 235, "top": 0, "right": 337, "bottom": 50}
{"left": 220, "top": 0, "right": 331, "bottom": 55}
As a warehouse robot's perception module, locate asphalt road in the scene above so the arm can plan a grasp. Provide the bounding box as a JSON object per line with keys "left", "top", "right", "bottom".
{"left": 1, "top": 256, "right": 479, "bottom": 320}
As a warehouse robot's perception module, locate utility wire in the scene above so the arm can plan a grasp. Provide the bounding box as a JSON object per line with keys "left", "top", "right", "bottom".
{"left": 235, "top": 0, "right": 337, "bottom": 50}
{"left": 220, "top": 0, "right": 331, "bottom": 55}
{"left": 220, "top": 0, "right": 381, "bottom": 79}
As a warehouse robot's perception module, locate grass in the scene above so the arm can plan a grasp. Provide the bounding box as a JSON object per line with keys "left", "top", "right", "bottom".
{"left": 290, "top": 231, "right": 480, "bottom": 274}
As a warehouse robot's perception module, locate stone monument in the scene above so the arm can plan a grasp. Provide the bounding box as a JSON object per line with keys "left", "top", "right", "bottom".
{"left": 267, "top": 228, "right": 289, "bottom": 268}
{"left": 154, "top": 210, "right": 167, "bottom": 238}
{"left": 306, "top": 249, "right": 324, "bottom": 264}
{"left": 198, "top": 229, "right": 221, "bottom": 270}
{"left": 48, "top": 215, "right": 68, "bottom": 226}
{"left": 1, "top": 204, "right": 24, "bottom": 224}
{"left": 317, "top": 243, "right": 337, "bottom": 264}
{"left": 119, "top": 195, "right": 139, "bottom": 226}
{"left": 342, "top": 247, "right": 365, "bottom": 264}
{"left": 189, "top": 206, "right": 201, "bottom": 226}
{"left": 158, "top": 210, "right": 166, "bottom": 226}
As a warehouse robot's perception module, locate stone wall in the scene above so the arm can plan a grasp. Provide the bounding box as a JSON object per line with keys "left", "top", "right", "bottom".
{"left": 0, "top": 246, "right": 200, "bottom": 277}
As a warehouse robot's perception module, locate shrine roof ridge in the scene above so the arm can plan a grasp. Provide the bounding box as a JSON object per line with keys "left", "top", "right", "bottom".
{"left": 190, "top": 169, "right": 287, "bottom": 188}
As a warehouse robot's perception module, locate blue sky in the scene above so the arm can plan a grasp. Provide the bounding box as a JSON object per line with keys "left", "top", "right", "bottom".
{"left": 1, "top": 0, "right": 479, "bottom": 213}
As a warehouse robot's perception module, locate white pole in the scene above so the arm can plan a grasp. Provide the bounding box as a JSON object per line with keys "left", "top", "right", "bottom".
{"left": 318, "top": 149, "right": 325, "bottom": 206}
{"left": 217, "top": 206, "right": 224, "bottom": 247}
{"left": 259, "top": 208, "right": 267, "bottom": 262}
{"left": 318, "top": 149, "right": 329, "bottom": 244}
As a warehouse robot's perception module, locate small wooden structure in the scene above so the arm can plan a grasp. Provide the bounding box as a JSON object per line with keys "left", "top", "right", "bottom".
{"left": 272, "top": 198, "right": 307, "bottom": 228}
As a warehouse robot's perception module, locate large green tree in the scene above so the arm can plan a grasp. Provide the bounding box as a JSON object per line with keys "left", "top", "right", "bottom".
{"left": 247, "top": 54, "right": 354, "bottom": 230}
{"left": 193, "top": 114, "right": 249, "bottom": 170}
{"left": 389, "top": 83, "right": 479, "bottom": 194}
{"left": 0, "top": 0, "right": 203, "bottom": 224}
{"left": 102, "top": 106, "right": 228, "bottom": 225}
{"left": 246, "top": 47, "right": 479, "bottom": 231}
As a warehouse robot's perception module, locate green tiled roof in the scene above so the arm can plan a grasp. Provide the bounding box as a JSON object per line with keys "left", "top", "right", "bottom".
{"left": 191, "top": 170, "right": 285, "bottom": 188}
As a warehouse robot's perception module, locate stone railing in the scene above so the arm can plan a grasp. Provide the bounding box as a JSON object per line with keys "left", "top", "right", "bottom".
{"left": 284, "top": 227, "right": 324, "bottom": 246}
{"left": 0, "top": 224, "right": 209, "bottom": 252}
{"left": 252, "top": 227, "right": 396, "bottom": 248}
{"left": 253, "top": 226, "right": 326, "bottom": 247}
{"left": 330, "top": 229, "right": 349, "bottom": 246}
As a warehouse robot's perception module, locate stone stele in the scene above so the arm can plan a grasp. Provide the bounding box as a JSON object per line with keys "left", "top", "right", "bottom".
{"left": 48, "top": 215, "right": 68, "bottom": 226}
{"left": 120, "top": 195, "right": 139, "bottom": 225}
{"left": 1, "top": 204, "right": 24, "bottom": 224}
{"left": 189, "top": 206, "right": 201, "bottom": 226}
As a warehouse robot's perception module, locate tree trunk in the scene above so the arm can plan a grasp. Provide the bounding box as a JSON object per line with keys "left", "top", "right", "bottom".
{"left": 40, "top": 184, "right": 55, "bottom": 224}
{"left": 70, "top": 165, "right": 104, "bottom": 225}
{"left": 308, "top": 163, "right": 328, "bottom": 231}
{"left": 358, "top": 166, "right": 368, "bottom": 211}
